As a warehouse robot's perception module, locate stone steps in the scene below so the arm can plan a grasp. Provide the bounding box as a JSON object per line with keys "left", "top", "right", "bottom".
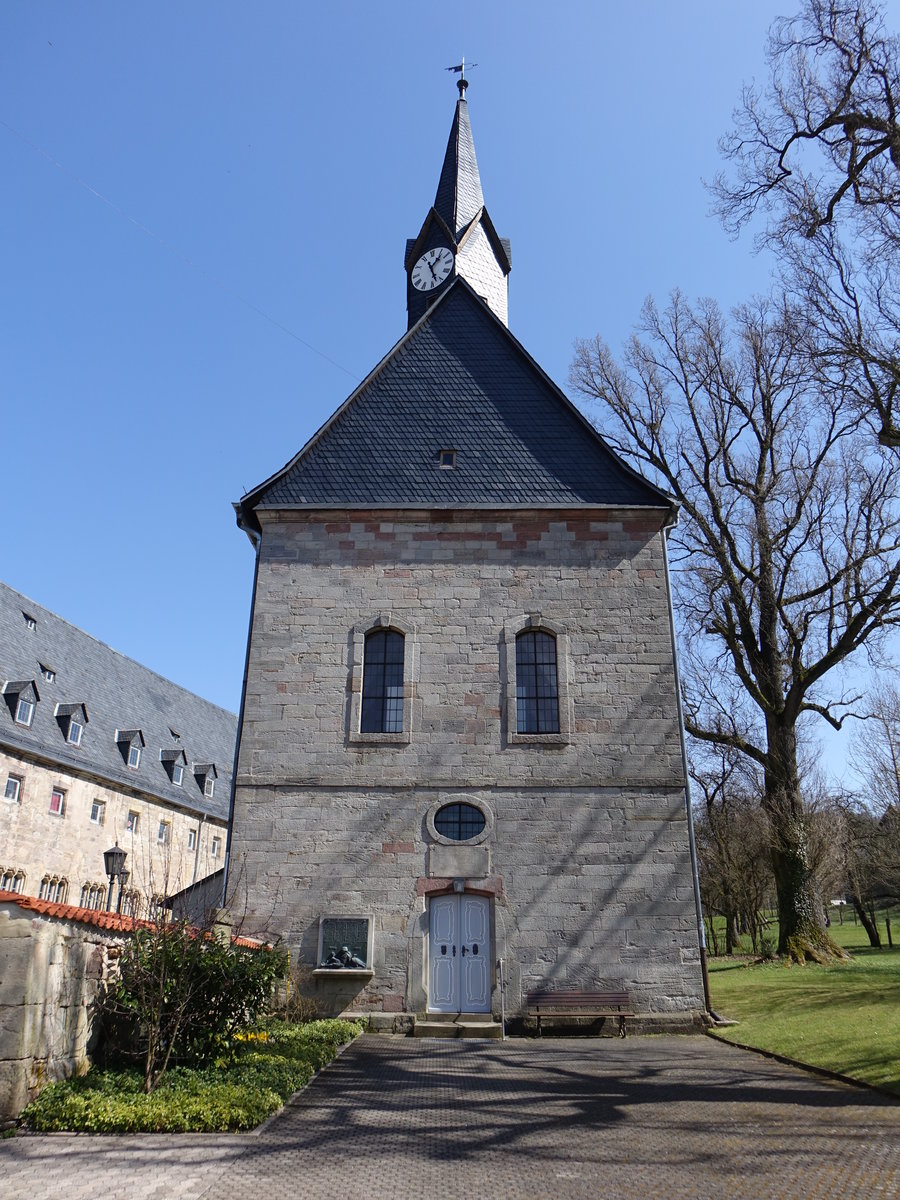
{"left": 414, "top": 1014, "right": 503, "bottom": 1039}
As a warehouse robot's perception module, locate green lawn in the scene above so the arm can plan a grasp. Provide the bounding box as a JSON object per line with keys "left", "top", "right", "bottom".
{"left": 708, "top": 914, "right": 900, "bottom": 1094}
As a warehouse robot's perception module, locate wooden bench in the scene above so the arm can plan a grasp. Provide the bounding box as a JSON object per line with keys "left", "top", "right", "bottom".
{"left": 526, "top": 989, "right": 634, "bottom": 1038}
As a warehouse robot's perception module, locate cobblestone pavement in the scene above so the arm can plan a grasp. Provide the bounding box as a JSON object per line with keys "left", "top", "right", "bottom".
{"left": 2, "top": 1035, "right": 898, "bottom": 1200}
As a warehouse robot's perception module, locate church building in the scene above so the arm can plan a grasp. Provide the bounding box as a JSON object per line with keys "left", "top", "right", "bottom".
{"left": 228, "top": 79, "right": 706, "bottom": 1031}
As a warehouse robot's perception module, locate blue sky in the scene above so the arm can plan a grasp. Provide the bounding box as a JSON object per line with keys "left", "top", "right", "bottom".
{"left": 5, "top": 3, "right": 802, "bottom": 726}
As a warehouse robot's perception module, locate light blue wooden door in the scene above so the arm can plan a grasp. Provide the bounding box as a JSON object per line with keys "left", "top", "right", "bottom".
{"left": 428, "top": 894, "right": 490, "bottom": 1013}
{"left": 459, "top": 894, "right": 490, "bottom": 1011}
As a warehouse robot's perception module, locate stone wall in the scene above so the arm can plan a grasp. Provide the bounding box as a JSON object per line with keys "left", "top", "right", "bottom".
{"left": 0, "top": 894, "right": 124, "bottom": 1120}
{"left": 229, "top": 507, "right": 705, "bottom": 1026}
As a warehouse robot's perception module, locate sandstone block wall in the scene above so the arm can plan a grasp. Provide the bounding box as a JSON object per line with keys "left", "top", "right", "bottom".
{"left": 229, "top": 507, "right": 705, "bottom": 1022}
{"left": 0, "top": 899, "right": 122, "bottom": 1120}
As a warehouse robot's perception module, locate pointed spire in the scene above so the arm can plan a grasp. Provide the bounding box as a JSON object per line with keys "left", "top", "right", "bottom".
{"left": 433, "top": 91, "right": 484, "bottom": 240}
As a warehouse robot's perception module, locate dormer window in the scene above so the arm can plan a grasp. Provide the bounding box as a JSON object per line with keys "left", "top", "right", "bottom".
{"left": 194, "top": 763, "right": 217, "bottom": 798}
{"left": 23, "top": 613, "right": 36, "bottom": 631}
{"left": 116, "top": 729, "right": 145, "bottom": 770}
{"left": 439, "top": 448, "right": 457, "bottom": 469}
{"left": 160, "top": 746, "right": 187, "bottom": 786}
{"left": 55, "top": 703, "right": 88, "bottom": 747}
{"left": 4, "top": 681, "right": 39, "bottom": 728}
{"left": 40, "top": 664, "right": 56, "bottom": 683}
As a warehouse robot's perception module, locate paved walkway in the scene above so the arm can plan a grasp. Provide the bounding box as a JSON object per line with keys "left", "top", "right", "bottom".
{"left": 2, "top": 1035, "right": 898, "bottom": 1199}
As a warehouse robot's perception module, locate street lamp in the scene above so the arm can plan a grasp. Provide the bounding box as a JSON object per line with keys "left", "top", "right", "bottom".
{"left": 116, "top": 869, "right": 130, "bottom": 915}
{"left": 103, "top": 845, "right": 127, "bottom": 911}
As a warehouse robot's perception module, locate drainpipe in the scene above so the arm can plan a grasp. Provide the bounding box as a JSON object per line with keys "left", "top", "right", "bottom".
{"left": 662, "top": 519, "right": 715, "bottom": 1020}
{"left": 222, "top": 523, "right": 261, "bottom": 906}
{"left": 191, "top": 813, "right": 205, "bottom": 885}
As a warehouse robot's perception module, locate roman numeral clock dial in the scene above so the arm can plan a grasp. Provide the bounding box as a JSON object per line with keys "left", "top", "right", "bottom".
{"left": 411, "top": 246, "right": 454, "bottom": 291}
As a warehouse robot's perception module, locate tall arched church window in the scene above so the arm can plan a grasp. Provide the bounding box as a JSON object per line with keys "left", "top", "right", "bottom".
{"left": 361, "top": 630, "right": 405, "bottom": 734}
{"left": 515, "top": 630, "right": 560, "bottom": 734}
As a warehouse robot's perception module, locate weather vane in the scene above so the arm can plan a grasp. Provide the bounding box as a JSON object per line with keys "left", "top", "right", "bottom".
{"left": 446, "top": 57, "right": 478, "bottom": 95}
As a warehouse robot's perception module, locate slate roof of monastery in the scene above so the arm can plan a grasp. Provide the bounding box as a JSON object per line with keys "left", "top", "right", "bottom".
{"left": 0, "top": 581, "right": 235, "bottom": 821}
{"left": 239, "top": 279, "right": 673, "bottom": 523}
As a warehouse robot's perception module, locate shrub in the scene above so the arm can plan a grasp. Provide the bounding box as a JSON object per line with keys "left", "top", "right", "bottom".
{"left": 102, "top": 921, "right": 288, "bottom": 1091}
{"left": 22, "top": 1019, "right": 363, "bottom": 1132}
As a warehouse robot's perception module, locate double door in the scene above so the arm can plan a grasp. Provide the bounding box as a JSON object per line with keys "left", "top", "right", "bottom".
{"left": 428, "top": 893, "right": 490, "bottom": 1013}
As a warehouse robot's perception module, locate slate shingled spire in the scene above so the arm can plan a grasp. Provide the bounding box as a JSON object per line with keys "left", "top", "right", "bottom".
{"left": 406, "top": 81, "right": 512, "bottom": 328}
{"left": 434, "top": 85, "right": 484, "bottom": 239}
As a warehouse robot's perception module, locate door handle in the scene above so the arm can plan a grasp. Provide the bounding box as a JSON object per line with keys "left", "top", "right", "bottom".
{"left": 461, "top": 945, "right": 468, "bottom": 957}
{"left": 452, "top": 945, "right": 456, "bottom": 956}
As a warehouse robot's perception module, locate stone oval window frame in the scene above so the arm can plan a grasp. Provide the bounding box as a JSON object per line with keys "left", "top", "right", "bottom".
{"left": 426, "top": 796, "right": 494, "bottom": 847}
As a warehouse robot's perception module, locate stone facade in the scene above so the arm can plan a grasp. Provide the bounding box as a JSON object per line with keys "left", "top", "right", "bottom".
{"left": 1, "top": 748, "right": 226, "bottom": 911}
{"left": 229, "top": 508, "right": 705, "bottom": 1024}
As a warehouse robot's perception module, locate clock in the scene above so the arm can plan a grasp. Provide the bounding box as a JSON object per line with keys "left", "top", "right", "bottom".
{"left": 411, "top": 246, "right": 454, "bottom": 292}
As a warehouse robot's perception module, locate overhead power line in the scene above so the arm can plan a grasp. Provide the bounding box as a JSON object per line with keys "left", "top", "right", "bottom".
{"left": 1, "top": 118, "right": 359, "bottom": 380}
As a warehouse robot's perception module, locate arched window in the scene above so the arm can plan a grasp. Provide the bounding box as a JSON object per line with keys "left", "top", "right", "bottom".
{"left": 361, "top": 629, "right": 405, "bottom": 734}
{"left": 39, "top": 875, "right": 67, "bottom": 903}
{"left": 80, "top": 882, "right": 107, "bottom": 910}
{"left": 515, "top": 630, "right": 560, "bottom": 734}
{"left": 1, "top": 868, "right": 25, "bottom": 894}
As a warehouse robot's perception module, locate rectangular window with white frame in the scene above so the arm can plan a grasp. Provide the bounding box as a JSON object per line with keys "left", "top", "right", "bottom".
{"left": 187, "top": 828, "right": 197, "bottom": 850}
{"left": 127, "top": 744, "right": 141, "bottom": 769}
{"left": 90, "top": 800, "right": 105, "bottom": 825}
{"left": 157, "top": 820, "right": 170, "bottom": 845}
{"left": 15, "top": 697, "right": 34, "bottom": 726}
{"left": 172, "top": 762, "right": 184, "bottom": 786}
{"left": 67, "top": 719, "right": 84, "bottom": 746}
{"left": 211, "top": 835, "right": 221, "bottom": 858}
{"left": 126, "top": 810, "right": 140, "bottom": 834}
{"left": 49, "top": 787, "right": 66, "bottom": 817}
{"left": 4, "top": 776, "right": 21, "bottom": 803}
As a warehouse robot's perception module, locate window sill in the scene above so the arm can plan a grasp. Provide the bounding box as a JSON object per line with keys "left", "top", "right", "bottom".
{"left": 312, "top": 968, "right": 374, "bottom": 979}
{"left": 507, "top": 731, "right": 570, "bottom": 746}
{"left": 348, "top": 731, "right": 410, "bottom": 746}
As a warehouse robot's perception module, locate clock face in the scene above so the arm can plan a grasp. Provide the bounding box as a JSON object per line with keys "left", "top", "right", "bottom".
{"left": 411, "top": 246, "right": 454, "bottom": 292}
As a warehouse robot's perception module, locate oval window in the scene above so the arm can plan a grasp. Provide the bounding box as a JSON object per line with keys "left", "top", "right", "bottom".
{"left": 434, "top": 802, "right": 486, "bottom": 842}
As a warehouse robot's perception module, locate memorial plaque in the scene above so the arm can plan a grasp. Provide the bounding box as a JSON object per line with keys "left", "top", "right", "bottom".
{"left": 318, "top": 917, "right": 370, "bottom": 968}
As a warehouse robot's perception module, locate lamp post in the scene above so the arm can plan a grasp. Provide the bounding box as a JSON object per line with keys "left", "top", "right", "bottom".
{"left": 116, "top": 868, "right": 130, "bottom": 915}
{"left": 103, "top": 845, "right": 127, "bottom": 912}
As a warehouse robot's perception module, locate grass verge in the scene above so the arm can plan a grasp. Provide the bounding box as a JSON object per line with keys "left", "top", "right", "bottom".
{"left": 708, "top": 918, "right": 900, "bottom": 1095}
{"left": 20, "top": 1018, "right": 363, "bottom": 1133}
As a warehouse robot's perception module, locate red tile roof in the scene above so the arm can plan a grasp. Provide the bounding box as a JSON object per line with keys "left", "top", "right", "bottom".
{"left": 0, "top": 890, "right": 263, "bottom": 947}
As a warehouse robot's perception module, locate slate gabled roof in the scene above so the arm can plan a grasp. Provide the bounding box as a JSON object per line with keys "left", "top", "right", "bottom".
{"left": 0, "top": 582, "right": 235, "bottom": 821}
{"left": 239, "top": 280, "right": 673, "bottom": 526}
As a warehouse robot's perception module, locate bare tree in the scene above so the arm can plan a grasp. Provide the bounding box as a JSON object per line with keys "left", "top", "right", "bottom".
{"left": 692, "top": 748, "right": 772, "bottom": 955}
{"left": 852, "top": 681, "right": 900, "bottom": 810}
{"left": 571, "top": 291, "right": 900, "bottom": 958}
{"left": 713, "top": 0, "right": 900, "bottom": 446}
{"left": 849, "top": 681, "right": 900, "bottom": 904}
